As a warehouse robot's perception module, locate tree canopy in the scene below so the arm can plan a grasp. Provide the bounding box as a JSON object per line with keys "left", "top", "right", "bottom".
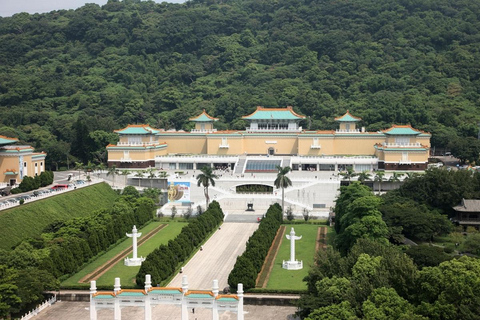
{"left": 1, "top": 0, "right": 480, "bottom": 167}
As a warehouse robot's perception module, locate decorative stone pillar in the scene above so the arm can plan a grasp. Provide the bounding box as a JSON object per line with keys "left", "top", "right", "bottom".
{"left": 212, "top": 279, "right": 219, "bottom": 320}
{"left": 237, "top": 283, "right": 244, "bottom": 320}
{"left": 282, "top": 227, "right": 303, "bottom": 270}
{"left": 181, "top": 275, "right": 188, "bottom": 320}
{"left": 144, "top": 275, "right": 152, "bottom": 320}
{"left": 90, "top": 280, "right": 97, "bottom": 320}
{"left": 125, "top": 226, "right": 145, "bottom": 266}
{"left": 114, "top": 278, "right": 121, "bottom": 320}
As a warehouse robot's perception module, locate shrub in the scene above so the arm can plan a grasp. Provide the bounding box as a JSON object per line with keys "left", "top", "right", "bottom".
{"left": 228, "top": 203, "right": 282, "bottom": 292}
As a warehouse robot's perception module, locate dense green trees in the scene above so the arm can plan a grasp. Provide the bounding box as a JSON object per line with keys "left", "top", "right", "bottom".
{"left": 0, "top": 187, "right": 155, "bottom": 315}
{"left": 1, "top": 0, "right": 480, "bottom": 167}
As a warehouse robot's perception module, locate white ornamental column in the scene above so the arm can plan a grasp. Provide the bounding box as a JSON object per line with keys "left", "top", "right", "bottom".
{"left": 144, "top": 275, "right": 152, "bottom": 320}
{"left": 181, "top": 275, "right": 189, "bottom": 320}
{"left": 212, "top": 279, "right": 219, "bottom": 320}
{"left": 90, "top": 281, "right": 97, "bottom": 320}
{"left": 128, "top": 226, "right": 141, "bottom": 258}
{"left": 114, "top": 278, "right": 121, "bottom": 320}
{"left": 283, "top": 227, "right": 303, "bottom": 270}
{"left": 237, "top": 283, "right": 244, "bottom": 320}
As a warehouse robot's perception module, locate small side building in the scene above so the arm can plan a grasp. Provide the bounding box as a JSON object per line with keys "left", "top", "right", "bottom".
{"left": 452, "top": 199, "right": 480, "bottom": 230}
{"left": 0, "top": 135, "right": 47, "bottom": 186}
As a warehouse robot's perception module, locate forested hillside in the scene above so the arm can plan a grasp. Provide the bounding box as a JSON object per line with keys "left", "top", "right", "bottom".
{"left": 1, "top": 0, "right": 480, "bottom": 167}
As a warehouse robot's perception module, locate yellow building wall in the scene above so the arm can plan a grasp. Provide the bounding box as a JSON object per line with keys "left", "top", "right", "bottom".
{"left": 159, "top": 135, "right": 207, "bottom": 154}
{"left": 338, "top": 123, "right": 357, "bottom": 131}
{"left": 242, "top": 136, "right": 298, "bottom": 155}
{"left": 195, "top": 123, "right": 214, "bottom": 130}
{"left": 297, "top": 136, "right": 335, "bottom": 156}
{"left": 0, "top": 156, "right": 19, "bottom": 183}
{"left": 206, "top": 136, "right": 244, "bottom": 155}
{"left": 333, "top": 136, "right": 384, "bottom": 155}
{"left": 383, "top": 151, "right": 428, "bottom": 162}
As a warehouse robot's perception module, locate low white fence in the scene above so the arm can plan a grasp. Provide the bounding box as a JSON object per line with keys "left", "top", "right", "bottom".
{"left": 20, "top": 296, "right": 56, "bottom": 320}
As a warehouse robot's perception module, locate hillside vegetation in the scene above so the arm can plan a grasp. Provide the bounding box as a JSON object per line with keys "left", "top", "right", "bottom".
{"left": 0, "top": 183, "right": 118, "bottom": 250}
{"left": 1, "top": 0, "right": 480, "bottom": 166}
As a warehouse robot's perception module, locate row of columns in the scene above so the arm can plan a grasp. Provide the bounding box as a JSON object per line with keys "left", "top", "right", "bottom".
{"left": 90, "top": 275, "right": 244, "bottom": 320}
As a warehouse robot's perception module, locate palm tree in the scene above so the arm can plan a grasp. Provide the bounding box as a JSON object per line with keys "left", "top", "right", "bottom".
{"left": 404, "top": 172, "right": 419, "bottom": 181}
{"left": 339, "top": 167, "right": 357, "bottom": 181}
{"left": 374, "top": 171, "right": 385, "bottom": 194}
{"left": 107, "top": 165, "right": 118, "bottom": 187}
{"left": 274, "top": 166, "right": 293, "bottom": 215}
{"left": 357, "top": 171, "right": 372, "bottom": 184}
{"left": 120, "top": 170, "right": 130, "bottom": 186}
{"left": 74, "top": 162, "right": 84, "bottom": 179}
{"left": 196, "top": 166, "right": 218, "bottom": 210}
{"left": 147, "top": 168, "right": 157, "bottom": 188}
{"left": 135, "top": 170, "right": 145, "bottom": 187}
{"left": 389, "top": 172, "right": 404, "bottom": 182}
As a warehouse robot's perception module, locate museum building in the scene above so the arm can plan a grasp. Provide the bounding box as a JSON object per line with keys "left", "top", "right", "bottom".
{"left": 0, "top": 135, "right": 47, "bottom": 185}
{"left": 107, "top": 107, "right": 431, "bottom": 172}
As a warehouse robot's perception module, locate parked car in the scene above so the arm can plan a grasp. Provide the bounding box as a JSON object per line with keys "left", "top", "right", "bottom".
{"left": 51, "top": 184, "right": 69, "bottom": 191}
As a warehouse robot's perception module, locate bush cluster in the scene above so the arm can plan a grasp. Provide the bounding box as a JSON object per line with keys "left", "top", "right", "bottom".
{"left": 35, "top": 195, "right": 155, "bottom": 277}
{"left": 227, "top": 203, "right": 283, "bottom": 292}
{"left": 136, "top": 201, "right": 224, "bottom": 287}
{"left": 11, "top": 171, "right": 54, "bottom": 194}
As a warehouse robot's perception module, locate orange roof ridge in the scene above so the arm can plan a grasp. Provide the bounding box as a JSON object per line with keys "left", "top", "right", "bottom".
{"left": 92, "top": 292, "right": 115, "bottom": 298}
{"left": 148, "top": 287, "right": 183, "bottom": 292}
{"left": 216, "top": 294, "right": 239, "bottom": 300}
{"left": 0, "top": 135, "right": 18, "bottom": 141}
{"left": 116, "top": 289, "right": 147, "bottom": 295}
{"left": 185, "top": 290, "right": 214, "bottom": 296}
{"left": 334, "top": 110, "right": 362, "bottom": 121}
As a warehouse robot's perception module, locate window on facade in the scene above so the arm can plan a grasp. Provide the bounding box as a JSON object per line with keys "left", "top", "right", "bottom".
{"left": 395, "top": 137, "right": 410, "bottom": 145}
{"left": 24, "top": 162, "right": 27, "bottom": 167}
{"left": 128, "top": 136, "right": 142, "bottom": 144}
{"left": 35, "top": 163, "right": 38, "bottom": 167}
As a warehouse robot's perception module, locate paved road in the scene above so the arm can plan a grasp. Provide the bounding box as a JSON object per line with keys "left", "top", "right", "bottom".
{"left": 168, "top": 222, "right": 259, "bottom": 290}
{"left": 33, "top": 301, "right": 299, "bottom": 320}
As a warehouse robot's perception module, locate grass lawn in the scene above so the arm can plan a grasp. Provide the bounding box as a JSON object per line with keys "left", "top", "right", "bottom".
{"left": 0, "top": 183, "right": 118, "bottom": 250}
{"left": 61, "top": 221, "right": 186, "bottom": 289}
{"left": 266, "top": 224, "right": 330, "bottom": 291}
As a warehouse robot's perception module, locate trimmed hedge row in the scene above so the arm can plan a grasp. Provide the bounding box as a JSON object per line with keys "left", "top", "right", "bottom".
{"left": 135, "top": 201, "right": 224, "bottom": 287}
{"left": 227, "top": 203, "right": 283, "bottom": 292}
{"left": 41, "top": 196, "right": 156, "bottom": 277}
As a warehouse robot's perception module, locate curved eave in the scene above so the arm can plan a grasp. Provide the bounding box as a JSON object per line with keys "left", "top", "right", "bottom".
{"left": 0, "top": 135, "right": 19, "bottom": 145}
{"left": 189, "top": 109, "right": 219, "bottom": 122}
{"left": 114, "top": 124, "right": 161, "bottom": 135}
{"left": 334, "top": 110, "right": 362, "bottom": 122}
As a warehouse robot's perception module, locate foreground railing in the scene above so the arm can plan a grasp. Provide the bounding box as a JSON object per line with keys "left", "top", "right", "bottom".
{"left": 20, "top": 296, "right": 56, "bottom": 320}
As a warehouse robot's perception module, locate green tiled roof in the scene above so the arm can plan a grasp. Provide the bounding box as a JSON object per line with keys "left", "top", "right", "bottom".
{"left": 335, "top": 111, "right": 361, "bottom": 122}
{"left": 242, "top": 106, "right": 305, "bottom": 120}
{"left": 0, "top": 136, "right": 18, "bottom": 145}
{"left": 217, "top": 297, "right": 238, "bottom": 302}
{"left": 149, "top": 290, "right": 183, "bottom": 295}
{"left": 383, "top": 126, "right": 422, "bottom": 135}
{"left": 116, "top": 291, "right": 146, "bottom": 297}
{"left": 115, "top": 125, "right": 160, "bottom": 135}
{"left": 189, "top": 110, "right": 219, "bottom": 122}
{"left": 93, "top": 295, "right": 114, "bottom": 299}
{"left": 186, "top": 293, "right": 213, "bottom": 299}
